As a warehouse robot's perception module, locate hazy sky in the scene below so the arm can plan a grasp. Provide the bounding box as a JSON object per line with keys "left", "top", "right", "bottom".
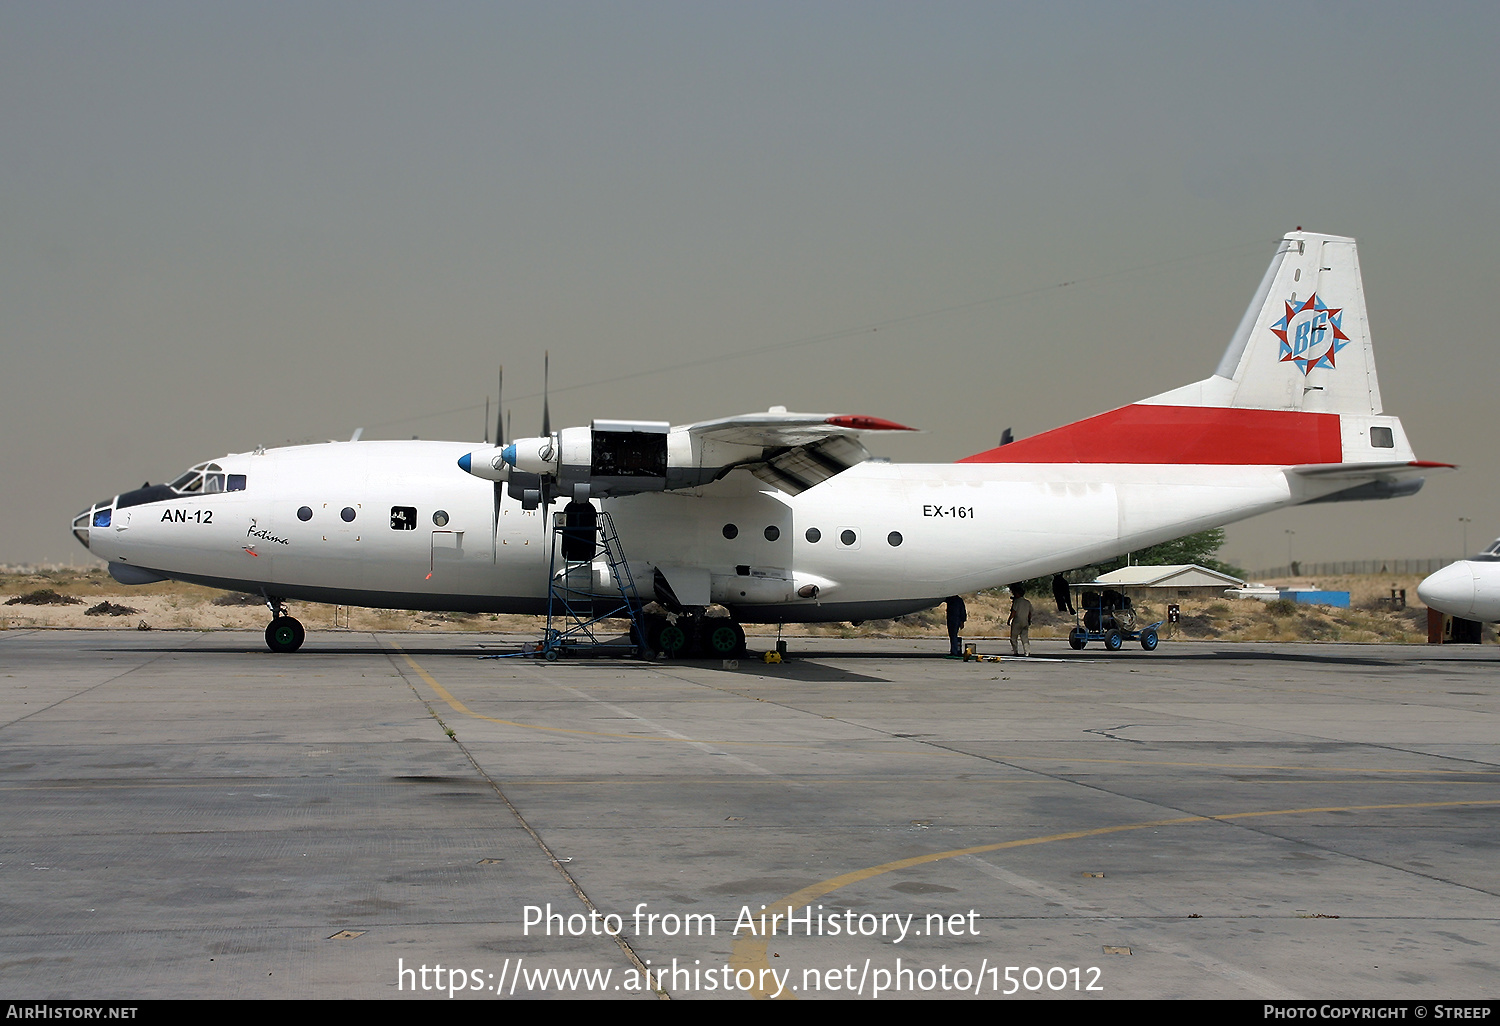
{"left": 3, "top": 2, "right": 1497, "bottom": 571}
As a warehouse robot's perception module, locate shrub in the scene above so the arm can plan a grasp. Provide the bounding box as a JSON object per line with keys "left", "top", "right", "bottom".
{"left": 5, "top": 589, "right": 82, "bottom": 606}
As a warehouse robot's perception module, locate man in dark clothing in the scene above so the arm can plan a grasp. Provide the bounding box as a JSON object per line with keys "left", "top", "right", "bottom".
{"left": 1052, "top": 574, "right": 1075, "bottom": 614}
{"left": 945, "top": 596, "right": 967, "bottom": 656}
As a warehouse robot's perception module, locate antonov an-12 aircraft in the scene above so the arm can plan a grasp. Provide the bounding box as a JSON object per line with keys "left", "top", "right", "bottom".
{"left": 73, "top": 230, "right": 1446, "bottom": 653}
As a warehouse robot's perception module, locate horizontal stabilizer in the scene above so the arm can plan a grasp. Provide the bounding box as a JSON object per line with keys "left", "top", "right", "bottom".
{"left": 1288, "top": 459, "right": 1454, "bottom": 480}
{"left": 1289, "top": 458, "right": 1451, "bottom": 504}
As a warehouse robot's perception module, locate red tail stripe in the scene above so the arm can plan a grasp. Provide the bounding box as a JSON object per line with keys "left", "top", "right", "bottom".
{"left": 959, "top": 405, "right": 1344, "bottom": 465}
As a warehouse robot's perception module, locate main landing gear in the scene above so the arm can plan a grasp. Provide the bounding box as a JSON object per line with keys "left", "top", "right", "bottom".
{"left": 262, "top": 596, "right": 305, "bottom": 653}
{"left": 644, "top": 612, "right": 746, "bottom": 658}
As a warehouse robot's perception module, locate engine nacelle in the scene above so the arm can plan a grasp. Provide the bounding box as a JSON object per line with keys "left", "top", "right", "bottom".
{"left": 557, "top": 420, "right": 669, "bottom": 498}
{"left": 461, "top": 420, "right": 694, "bottom": 501}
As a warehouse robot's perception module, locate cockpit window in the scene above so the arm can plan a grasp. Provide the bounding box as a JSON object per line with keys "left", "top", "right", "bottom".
{"left": 168, "top": 462, "right": 245, "bottom": 495}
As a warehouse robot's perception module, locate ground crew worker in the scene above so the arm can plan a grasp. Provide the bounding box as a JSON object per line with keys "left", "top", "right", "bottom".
{"left": 1008, "top": 584, "right": 1033, "bottom": 656}
{"left": 1052, "top": 573, "right": 1075, "bottom": 614}
{"left": 945, "top": 595, "right": 967, "bottom": 656}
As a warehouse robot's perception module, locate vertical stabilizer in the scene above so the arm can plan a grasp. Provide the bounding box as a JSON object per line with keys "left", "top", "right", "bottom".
{"left": 966, "top": 229, "right": 1421, "bottom": 468}
{"left": 1146, "top": 230, "right": 1384, "bottom": 416}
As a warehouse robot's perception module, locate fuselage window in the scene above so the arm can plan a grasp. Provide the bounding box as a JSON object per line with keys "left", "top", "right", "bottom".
{"left": 887, "top": 531, "right": 903, "bottom": 546}
{"left": 764, "top": 525, "right": 780, "bottom": 542}
{"left": 391, "top": 506, "right": 417, "bottom": 530}
{"left": 840, "top": 529, "right": 857, "bottom": 546}
{"left": 1370, "top": 426, "right": 1394, "bottom": 448}
{"left": 805, "top": 528, "right": 821, "bottom": 543}
{"left": 722, "top": 524, "right": 739, "bottom": 539}
{"left": 341, "top": 507, "right": 357, "bottom": 523}
{"left": 432, "top": 510, "right": 449, "bottom": 527}
{"left": 228, "top": 475, "right": 247, "bottom": 492}
{"left": 297, "top": 506, "right": 313, "bottom": 522}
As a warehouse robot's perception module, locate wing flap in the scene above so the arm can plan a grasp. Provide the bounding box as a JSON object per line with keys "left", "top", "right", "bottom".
{"left": 682, "top": 409, "right": 915, "bottom": 493}
{"left": 750, "top": 436, "right": 872, "bottom": 495}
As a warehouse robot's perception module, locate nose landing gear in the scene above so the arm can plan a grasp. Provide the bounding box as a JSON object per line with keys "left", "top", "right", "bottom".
{"left": 262, "top": 596, "right": 305, "bottom": 653}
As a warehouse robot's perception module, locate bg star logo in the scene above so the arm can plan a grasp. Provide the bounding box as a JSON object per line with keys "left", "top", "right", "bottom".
{"left": 1271, "top": 294, "right": 1349, "bottom": 375}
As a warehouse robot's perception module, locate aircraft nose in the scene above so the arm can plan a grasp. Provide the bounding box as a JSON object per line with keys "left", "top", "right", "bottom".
{"left": 1417, "top": 562, "right": 1476, "bottom": 619}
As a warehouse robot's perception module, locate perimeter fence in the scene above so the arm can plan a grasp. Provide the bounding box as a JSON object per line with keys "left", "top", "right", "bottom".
{"left": 1249, "top": 558, "right": 1452, "bottom": 579}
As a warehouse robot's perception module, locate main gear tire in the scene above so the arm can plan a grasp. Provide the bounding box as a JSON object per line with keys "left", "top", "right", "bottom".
{"left": 652, "top": 621, "right": 691, "bottom": 658}
{"left": 704, "top": 620, "right": 746, "bottom": 657}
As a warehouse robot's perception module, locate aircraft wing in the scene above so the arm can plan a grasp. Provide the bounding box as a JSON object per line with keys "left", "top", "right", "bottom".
{"left": 682, "top": 411, "right": 916, "bottom": 494}
{"left": 681, "top": 411, "right": 916, "bottom": 447}
{"left": 460, "top": 408, "right": 916, "bottom": 497}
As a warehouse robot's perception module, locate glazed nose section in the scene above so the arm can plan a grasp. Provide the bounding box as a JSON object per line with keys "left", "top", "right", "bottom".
{"left": 71, "top": 497, "right": 117, "bottom": 550}
{"left": 71, "top": 508, "right": 92, "bottom": 550}
{"left": 1417, "top": 562, "right": 1477, "bottom": 619}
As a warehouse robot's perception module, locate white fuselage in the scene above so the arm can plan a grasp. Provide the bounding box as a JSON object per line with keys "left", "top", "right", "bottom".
{"left": 1418, "top": 560, "right": 1500, "bottom": 623}
{"left": 83, "top": 438, "right": 1340, "bottom": 623}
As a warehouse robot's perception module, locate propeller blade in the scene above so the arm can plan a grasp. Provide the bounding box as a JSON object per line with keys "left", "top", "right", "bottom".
{"left": 541, "top": 351, "right": 550, "bottom": 438}
{"left": 483, "top": 397, "right": 490, "bottom": 444}
{"left": 501, "top": 477, "right": 513, "bottom": 549}
{"left": 496, "top": 365, "right": 505, "bottom": 446}
{"left": 539, "top": 475, "right": 552, "bottom": 540}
